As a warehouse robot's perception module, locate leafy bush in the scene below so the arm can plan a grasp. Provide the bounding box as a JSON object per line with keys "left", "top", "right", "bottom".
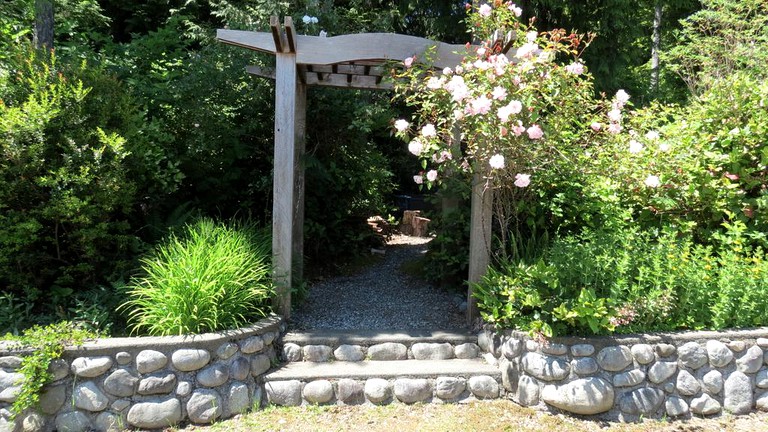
{"left": 1, "top": 321, "right": 96, "bottom": 418}
{"left": 474, "top": 225, "right": 768, "bottom": 337}
{"left": 121, "top": 218, "right": 274, "bottom": 336}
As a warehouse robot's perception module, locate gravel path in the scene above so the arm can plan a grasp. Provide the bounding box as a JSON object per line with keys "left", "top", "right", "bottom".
{"left": 289, "top": 235, "right": 467, "bottom": 330}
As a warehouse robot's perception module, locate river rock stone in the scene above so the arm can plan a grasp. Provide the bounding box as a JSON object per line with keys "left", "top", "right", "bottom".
{"left": 596, "top": 346, "right": 633, "bottom": 372}
{"left": 613, "top": 369, "right": 646, "bottom": 388}
{"left": 703, "top": 370, "right": 723, "bottom": 394}
{"left": 187, "top": 389, "right": 223, "bottom": 424}
{"left": 266, "top": 380, "right": 302, "bottom": 406}
{"left": 571, "top": 344, "right": 595, "bottom": 357}
{"left": 0, "top": 385, "right": 19, "bottom": 403}
{"left": 334, "top": 345, "right": 365, "bottom": 362}
{"left": 251, "top": 354, "right": 271, "bottom": 376}
{"left": 541, "top": 377, "right": 614, "bottom": 415}
{"left": 115, "top": 352, "right": 132, "bottom": 365}
{"left": 526, "top": 340, "right": 539, "bottom": 352}
{"left": 690, "top": 393, "right": 721, "bottom": 415}
{"left": 648, "top": 361, "right": 677, "bottom": 384}
{"left": 337, "top": 379, "right": 364, "bottom": 403}
{"left": 364, "top": 378, "right": 392, "bottom": 404}
{"left": 631, "top": 344, "right": 655, "bottom": 365}
{"left": 217, "top": 342, "right": 239, "bottom": 360}
{"left": 21, "top": 412, "right": 45, "bottom": 432}
{"left": 477, "top": 331, "right": 501, "bottom": 356}
{"left": 706, "top": 340, "right": 733, "bottom": 368}
{"left": 522, "top": 352, "right": 569, "bottom": 381}
{"left": 241, "top": 336, "right": 264, "bottom": 354}
{"left": 368, "top": 343, "right": 407, "bottom": 361}
{"left": 676, "top": 369, "right": 701, "bottom": 396}
{"left": 517, "top": 376, "right": 540, "bottom": 406}
{"left": 455, "top": 343, "right": 480, "bottom": 359}
{"left": 176, "top": 381, "right": 192, "bottom": 397}
{"left": 74, "top": 381, "right": 109, "bottom": 411}
{"left": 127, "top": 398, "right": 182, "bottom": 429}
{"left": 172, "top": 349, "right": 210, "bottom": 371}
{"left": 0, "top": 357, "right": 22, "bottom": 369}
{"left": 655, "top": 343, "right": 676, "bottom": 357}
{"left": 40, "top": 384, "right": 66, "bottom": 414}
{"left": 283, "top": 343, "right": 302, "bottom": 362}
{"left": 620, "top": 388, "right": 664, "bottom": 415}
{"left": 502, "top": 338, "right": 523, "bottom": 359}
{"left": 541, "top": 343, "right": 567, "bottom": 356}
{"left": 729, "top": 341, "right": 746, "bottom": 352}
{"left": 757, "top": 369, "right": 768, "bottom": 389}
{"left": 758, "top": 338, "right": 768, "bottom": 348}
{"left": 0, "top": 370, "right": 23, "bottom": 398}
{"left": 572, "top": 358, "right": 598, "bottom": 376}
{"left": 94, "top": 412, "right": 122, "bottom": 432}
{"left": 757, "top": 391, "right": 768, "bottom": 411}
{"left": 71, "top": 356, "right": 113, "bottom": 377}
{"left": 412, "top": 343, "right": 454, "bottom": 360}
{"left": 666, "top": 396, "right": 689, "bottom": 417}
{"left": 736, "top": 345, "right": 763, "bottom": 374}
{"left": 55, "top": 411, "right": 91, "bottom": 432}
{"left": 48, "top": 359, "right": 69, "bottom": 381}
{"left": 262, "top": 331, "right": 277, "bottom": 345}
{"left": 303, "top": 345, "right": 332, "bottom": 362}
{"left": 104, "top": 368, "right": 139, "bottom": 397}
{"left": 136, "top": 350, "right": 167, "bottom": 374}
{"left": 304, "top": 380, "right": 334, "bottom": 404}
{"left": 678, "top": 342, "right": 707, "bottom": 369}
{"left": 469, "top": 375, "right": 499, "bottom": 399}
{"left": 231, "top": 357, "right": 250, "bottom": 381}
{"left": 663, "top": 382, "right": 675, "bottom": 393}
{"left": 138, "top": 372, "right": 177, "bottom": 395}
{"left": 198, "top": 363, "right": 229, "bottom": 387}
{"left": 394, "top": 378, "right": 432, "bottom": 403}
{"left": 435, "top": 377, "right": 465, "bottom": 400}
{"left": 112, "top": 399, "right": 131, "bottom": 412}
{"left": 228, "top": 382, "right": 250, "bottom": 415}
{"left": 724, "top": 371, "right": 752, "bottom": 414}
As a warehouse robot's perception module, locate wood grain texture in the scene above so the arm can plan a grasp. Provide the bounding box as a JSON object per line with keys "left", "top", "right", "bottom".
{"left": 467, "top": 172, "right": 493, "bottom": 326}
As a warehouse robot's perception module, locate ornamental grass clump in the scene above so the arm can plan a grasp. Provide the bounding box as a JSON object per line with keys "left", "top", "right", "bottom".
{"left": 121, "top": 218, "right": 274, "bottom": 336}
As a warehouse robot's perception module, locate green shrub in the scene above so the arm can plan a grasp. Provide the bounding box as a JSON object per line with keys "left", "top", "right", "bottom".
{"left": 1, "top": 321, "right": 96, "bottom": 419}
{"left": 121, "top": 218, "right": 274, "bottom": 336}
{"left": 474, "top": 225, "right": 768, "bottom": 337}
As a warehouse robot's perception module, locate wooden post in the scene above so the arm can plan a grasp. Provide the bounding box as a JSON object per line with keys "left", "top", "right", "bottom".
{"left": 292, "top": 82, "right": 306, "bottom": 292}
{"left": 467, "top": 171, "right": 492, "bottom": 326}
{"left": 272, "top": 49, "right": 298, "bottom": 318}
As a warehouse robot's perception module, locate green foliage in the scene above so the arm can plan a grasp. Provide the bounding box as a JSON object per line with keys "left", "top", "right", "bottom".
{"left": 474, "top": 226, "right": 768, "bottom": 337}
{"left": 121, "top": 218, "right": 274, "bottom": 336}
{"left": 1, "top": 322, "right": 96, "bottom": 419}
{"left": 0, "top": 43, "right": 179, "bottom": 329}
{"left": 665, "top": 0, "right": 768, "bottom": 96}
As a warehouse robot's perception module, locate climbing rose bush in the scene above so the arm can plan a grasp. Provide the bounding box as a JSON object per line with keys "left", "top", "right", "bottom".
{"left": 391, "top": 1, "right": 624, "bottom": 192}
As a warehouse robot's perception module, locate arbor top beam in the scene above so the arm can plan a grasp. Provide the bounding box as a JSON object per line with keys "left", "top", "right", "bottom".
{"left": 217, "top": 17, "right": 475, "bottom": 90}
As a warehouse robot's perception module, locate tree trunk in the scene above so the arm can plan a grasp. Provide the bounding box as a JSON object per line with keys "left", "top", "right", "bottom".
{"left": 649, "top": 2, "right": 663, "bottom": 97}
{"left": 34, "top": 0, "right": 54, "bottom": 50}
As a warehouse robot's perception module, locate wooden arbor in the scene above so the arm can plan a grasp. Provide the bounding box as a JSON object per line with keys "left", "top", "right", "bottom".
{"left": 217, "top": 17, "right": 493, "bottom": 324}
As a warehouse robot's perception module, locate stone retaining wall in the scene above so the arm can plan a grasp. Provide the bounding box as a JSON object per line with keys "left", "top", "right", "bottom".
{"left": 478, "top": 327, "right": 768, "bottom": 421}
{"left": 0, "top": 315, "right": 284, "bottom": 432}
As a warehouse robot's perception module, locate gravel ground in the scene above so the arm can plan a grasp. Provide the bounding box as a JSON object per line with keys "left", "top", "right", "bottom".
{"left": 289, "top": 234, "right": 467, "bottom": 330}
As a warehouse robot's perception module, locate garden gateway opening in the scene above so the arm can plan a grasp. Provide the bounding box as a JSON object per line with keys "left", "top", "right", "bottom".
{"left": 217, "top": 17, "right": 502, "bottom": 323}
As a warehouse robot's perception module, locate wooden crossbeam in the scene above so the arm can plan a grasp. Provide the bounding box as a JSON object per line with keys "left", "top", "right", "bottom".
{"left": 269, "top": 16, "right": 284, "bottom": 53}
{"left": 304, "top": 73, "right": 392, "bottom": 90}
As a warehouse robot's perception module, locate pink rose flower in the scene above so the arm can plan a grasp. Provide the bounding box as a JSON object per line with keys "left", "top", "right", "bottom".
{"left": 607, "top": 123, "right": 622, "bottom": 134}
{"left": 644, "top": 175, "right": 660, "bottom": 188}
{"left": 413, "top": 174, "right": 424, "bottom": 185}
{"left": 492, "top": 86, "right": 507, "bottom": 100}
{"left": 527, "top": 124, "right": 544, "bottom": 139}
{"left": 408, "top": 138, "right": 423, "bottom": 156}
{"left": 421, "top": 123, "right": 437, "bottom": 137}
{"left": 590, "top": 122, "right": 602, "bottom": 131}
{"left": 629, "top": 140, "right": 644, "bottom": 154}
{"left": 394, "top": 119, "right": 409, "bottom": 132}
{"left": 514, "top": 173, "right": 531, "bottom": 188}
{"left": 489, "top": 154, "right": 505, "bottom": 169}
{"left": 509, "top": 4, "right": 522, "bottom": 17}
{"left": 565, "top": 62, "right": 584, "bottom": 75}
{"left": 512, "top": 121, "right": 526, "bottom": 136}
{"left": 478, "top": 4, "right": 492, "bottom": 17}
{"left": 426, "top": 170, "right": 438, "bottom": 182}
